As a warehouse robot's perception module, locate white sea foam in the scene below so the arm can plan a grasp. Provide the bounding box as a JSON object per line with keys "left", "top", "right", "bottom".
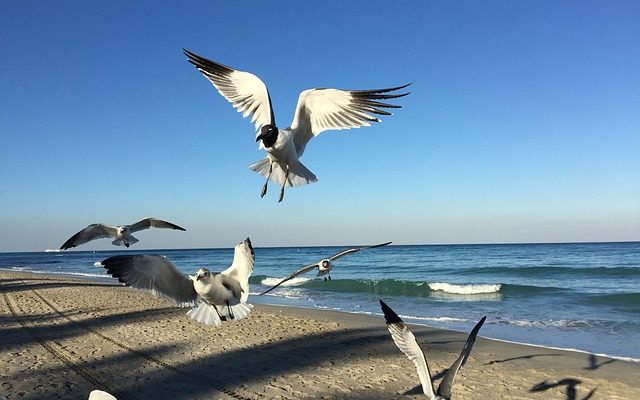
{"left": 428, "top": 282, "right": 502, "bottom": 294}
{"left": 44, "top": 249, "right": 62, "bottom": 253}
{"left": 498, "top": 318, "right": 589, "bottom": 329}
{"left": 261, "top": 276, "right": 312, "bottom": 287}
{"left": 402, "top": 315, "right": 468, "bottom": 323}
{"left": 1, "top": 267, "right": 107, "bottom": 280}
{"left": 93, "top": 261, "right": 103, "bottom": 267}
{"left": 485, "top": 336, "right": 640, "bottom": 364}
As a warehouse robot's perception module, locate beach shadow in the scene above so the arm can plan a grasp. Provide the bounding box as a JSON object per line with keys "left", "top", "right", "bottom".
{"left": 584, "top": 353, "right": 615, "bottom": 370}
{"left": 403, "top": 384, "right": 424, "bottom": 395}
{"left": 530, "top": 378, "right": 597, "bottom": 400}
{"left": 0, "top": 306, "right": 183, "bottom": 349}
{"left": 0, "top": 280, "right": 115, "bottom": 293}
{"left": 486, "top": 353, "right": 563, "bottom": 365}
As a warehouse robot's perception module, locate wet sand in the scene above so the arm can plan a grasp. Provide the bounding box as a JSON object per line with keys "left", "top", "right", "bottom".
{"left": 1, "top": 270, "right": 638, "bottom": 399}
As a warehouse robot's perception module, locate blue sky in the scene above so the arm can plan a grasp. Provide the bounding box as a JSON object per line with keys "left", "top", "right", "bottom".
{"left": 1, "top": 1, "right": 638, "bottom": 251}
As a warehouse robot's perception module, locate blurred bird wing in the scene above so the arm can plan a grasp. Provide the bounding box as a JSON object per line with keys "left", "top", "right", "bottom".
{"left": 60, "top": 224, "right": 118, "bottom": 250}
{"left": 290, "top": 85, "right": 410, "bottom": 154}
{"left": 380, "top": 300, "right": 436, "bottom": 399}
{"left": 329, "top": 241, "right": 392, "bottom": 261}
{"left": 259, "top": 262, "right": 318, "bottom": 295}
{"left": 101, "top": 255, "right": 197, "bottom": 307}
{"left": 184, "top": 49, "right": 275, "bottom": 133}
{"left": 437, "top": 316, "right": 486, "bottom": 398}
{"left": 221, "top": 240, "right": 256, "bottom": 302}
{"left": 88, "top": 390, "right": 117, "bottom": 400}
{"left": 129, "top": 218, "right": 186, "bottom": 232}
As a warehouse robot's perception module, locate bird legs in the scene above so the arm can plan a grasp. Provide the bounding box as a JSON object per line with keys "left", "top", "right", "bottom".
{"left": 212, "top": 304, "right": 228, "bottom": 321}
{"left": 261, "top": 162, "right": 273, "bottom": 198}
{"left": 226, "top": 301, "right": 235, "bottom": 320}
{"left": 278, "top": 165, "right": 290, "bottom": 203}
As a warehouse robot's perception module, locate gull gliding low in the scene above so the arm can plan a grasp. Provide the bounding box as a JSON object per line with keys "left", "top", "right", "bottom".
{"left": 260, "top": 241, "right": 391, "bottom": 295}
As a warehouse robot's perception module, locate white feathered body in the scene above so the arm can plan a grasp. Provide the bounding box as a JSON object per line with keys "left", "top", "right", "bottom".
{"left": 193, "top": 273, "right": 237, "bottom": 305}
{"left": 316, "top": 260, "right": 334, "bottom": 277}
{"left": 186, "top": 239, "right": 255, "bottom": 327}
{"left": 250, "top": 128, "right": 318, "bottom": 188}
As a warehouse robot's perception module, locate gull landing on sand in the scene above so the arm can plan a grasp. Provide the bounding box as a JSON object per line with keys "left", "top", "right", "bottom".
{"left": 380, "top": 299, "right": 486, "bottom": 399}
{"left": 184, "top": 49, "right": 410, "bottom": 202}
{"left": 101, "top": 238, "right": 255, "bottom": 328}
{"left": 260, "top": 241, "right": 391, "bottom": 295}
{"left": 60, "top": 218, "right": 186, "bottom": 250}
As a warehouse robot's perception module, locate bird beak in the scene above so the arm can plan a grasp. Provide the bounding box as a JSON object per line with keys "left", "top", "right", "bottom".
{"left": 196, "top": 274, "right": 203, "bottom": 281}
{"left": 255, "top": 133, "right": 264, "bottom": 142}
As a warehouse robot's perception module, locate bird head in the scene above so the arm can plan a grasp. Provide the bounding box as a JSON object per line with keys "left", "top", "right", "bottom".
{"left": 256, "top": 125, "right": 278, "bottom": 148}
{"left": 320, "top": 259, "right": 331, "bottom": 269}
{"left": 195, "top": 268, "right": 211, "bottom": 282}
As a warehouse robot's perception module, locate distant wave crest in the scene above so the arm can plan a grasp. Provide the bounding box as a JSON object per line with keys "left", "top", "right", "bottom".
{"left": 461, "top": 266, "right": 640, "bottom": 277}
{"left": 428, "top": 282, "right": 501, "bottom": 294}
{"left": 260, "top": 276, "right": 312, "bottom": 287}
{"left": 252, "top": 275, "right": 504, "bottom": 298}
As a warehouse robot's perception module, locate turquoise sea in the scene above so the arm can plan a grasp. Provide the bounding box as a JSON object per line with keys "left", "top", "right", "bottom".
{"left": 2, "top": 241, "right": 639, "bottom": 361}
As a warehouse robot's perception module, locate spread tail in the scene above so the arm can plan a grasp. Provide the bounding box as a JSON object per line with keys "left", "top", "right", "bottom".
{"left": 112, "top": 236, "right": 139, "bottom": 247}
{"left": 249, "top": 158, "right": 318, "bottom": 187}
{"left": 186, "top": 302, "right": 223, "bottom": 327}
{"left": 218, "top": 302, "right": 253, "bottom": 321}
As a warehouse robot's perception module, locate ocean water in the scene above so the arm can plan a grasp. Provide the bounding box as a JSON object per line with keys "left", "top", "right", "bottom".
{"left": 1, "top": 242, "right": 639, "bottom": 361}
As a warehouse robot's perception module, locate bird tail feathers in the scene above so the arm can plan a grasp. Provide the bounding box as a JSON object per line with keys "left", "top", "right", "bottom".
{"left": 111, "top": 236, "right": 139, "bottom": 247}
{"left": 249, "top": 158, "right": 317, "bottom": 187}
{"left": 186, "top": 302, "right": 222, "bottom": 327}
{"left": 218, "top": 302, "right": 253, "bottom": 321}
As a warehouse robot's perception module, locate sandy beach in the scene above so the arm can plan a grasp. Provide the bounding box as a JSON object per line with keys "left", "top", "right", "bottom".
{"left": 1, "top": 270, "right": 638, "bottom": 400}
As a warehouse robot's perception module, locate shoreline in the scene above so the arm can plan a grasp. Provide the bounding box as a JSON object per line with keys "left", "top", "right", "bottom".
{"left": 2, "top": 270, "right": 639, "bottom": 399}
{"left": 3, "top": 267, "right": 640, "bottom": 364}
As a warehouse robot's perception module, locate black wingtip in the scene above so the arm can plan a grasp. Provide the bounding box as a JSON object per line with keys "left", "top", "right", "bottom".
{"left": 379, "top": 299, "right": 403, "bottom": 324}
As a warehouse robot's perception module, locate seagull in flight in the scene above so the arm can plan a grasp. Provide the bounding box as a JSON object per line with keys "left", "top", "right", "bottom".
{"left": 101, "top": 238, "right": 255, "bottom": 327}
{"left": 184, "top": 49, "right": 410, "bottom": 202}
{"left": 380, "top": 299, "right": 486, "bottom": 399}
{"left": 60, "top": 218, "right": 186, "bottom": 250}
{"left": 260, "top": 241, "right": 391, "bottom": 295}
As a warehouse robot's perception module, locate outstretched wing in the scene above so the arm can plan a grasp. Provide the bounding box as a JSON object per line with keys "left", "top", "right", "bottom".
{"left": 220, "top": 238, "right": 255, "bottom": 303}
{"left": 290, "top": 84, "right": 410, "bottom": 155}
{"left": 259, "top": 263, "right": 318, "bottom": 296}
{"left": 60, "top": 224, "right": 118, "bottom": 250}
{"left": 129, "top": 218, "right": 186, "bottom": 233}
{"left": 184, "top": 49, "right": 275, "bottom": 133}
{"left": 102, "top": 255, "right": 198, "bottom": 307}
{"left": 380, "top": 299, "right": 436, "bottom": 399}
{"left": 437, "top": 316, "right": 487, "bottom": 399}
{"left": 329, "top": 241, "right": 392, "bottom": 261}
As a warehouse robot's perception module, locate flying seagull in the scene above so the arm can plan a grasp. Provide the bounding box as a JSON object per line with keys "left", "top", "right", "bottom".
{"left": 379, "top": 299, "right": 486, "bottom": 399}
{"left": 60, "top": 218, "right": 186, "bottom": 250}
{"left": 184, "top": 49, "right": 410, "bottom": 202}
{"left": 260, "top": 241, "right": 391, "bottom": 295}
{"left": 101, "top": 238, "right": 255, "bottom": 327}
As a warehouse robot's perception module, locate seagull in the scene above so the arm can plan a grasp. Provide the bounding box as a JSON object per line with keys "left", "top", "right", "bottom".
{"left": 101, "top": 238, "right": 255, "bottom": 327}
{"left": 60, "top": 218, "right": 186, "bottom": 250}
{"left": 379, "top": 299, "right": 486, "bottom": 399}
{"left": 260, "top": 241, "right": 391, "bottom": 295}
{"left": 184, "top": 49, "right": 410, "bottom": 202}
